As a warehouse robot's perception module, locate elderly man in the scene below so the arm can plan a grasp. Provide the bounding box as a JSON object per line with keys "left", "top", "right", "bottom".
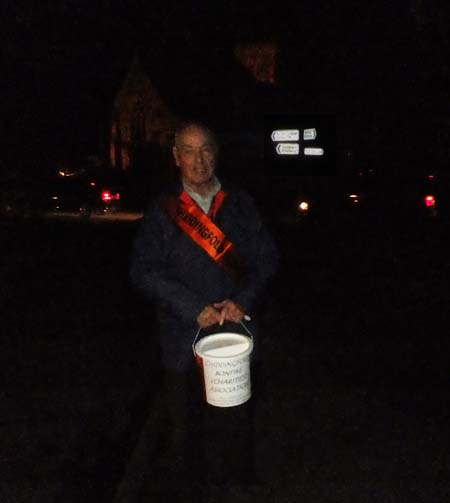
{"left": 128, "top": 122, "right": 278, "bottom": 499}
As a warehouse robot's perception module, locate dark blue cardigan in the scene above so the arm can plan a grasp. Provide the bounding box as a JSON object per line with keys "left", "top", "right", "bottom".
{"left": 129, "top": 181, "right": 279, "bottom": 370}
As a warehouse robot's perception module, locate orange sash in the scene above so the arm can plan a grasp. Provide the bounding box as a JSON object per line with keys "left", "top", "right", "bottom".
{"left": 165, "top": 191, "right": 233, "bottom": 263}
{"left": 164, "top": 191, "right": 243, "bottom": 279}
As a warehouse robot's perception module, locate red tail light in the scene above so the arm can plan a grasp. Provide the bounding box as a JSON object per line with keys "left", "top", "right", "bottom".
{"left": 101, "top": 191, "right": 120, "bottom": 202}
{"left": 425, "top": 195, "right": 435, "bottom": 207}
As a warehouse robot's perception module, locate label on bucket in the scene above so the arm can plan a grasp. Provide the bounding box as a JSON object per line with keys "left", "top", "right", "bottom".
{"left": 203, "top": 355, "right": 251, "bottom": 407}
{"left": 195, "top": 333, "right": 253, "bottom": 408}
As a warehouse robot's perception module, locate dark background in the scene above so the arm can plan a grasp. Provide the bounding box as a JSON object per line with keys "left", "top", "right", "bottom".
{"left": 2, "top": 0, "right": 450, "bottom": 176}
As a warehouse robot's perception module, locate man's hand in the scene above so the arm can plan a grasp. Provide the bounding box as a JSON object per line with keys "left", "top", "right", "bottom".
{"left": 197, "top": 304, "right": 222, "bottom": 328}
{"left": 213, "top": 299, "right": 245, "bottom": 325}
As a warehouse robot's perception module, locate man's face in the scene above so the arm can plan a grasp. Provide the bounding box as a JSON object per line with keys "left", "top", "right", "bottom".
{"left": 173, "top": 127, "right": 217, "bottom": 188}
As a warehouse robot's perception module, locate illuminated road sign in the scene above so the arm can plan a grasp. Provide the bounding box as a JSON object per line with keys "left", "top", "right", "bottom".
{"left": 303, "top": 128, "right": 317, "bottom": 140}
{"left": 271, "top": 129, "right": 300, "bottom": 142}
{"left": 276, "top": 143, "right": 300, "bottom": 155}
{"left": 304, "top": 148, "right": 324, "bottom": 156}
{"left": 265, "top": 114, "right": 334, "bottom": 175}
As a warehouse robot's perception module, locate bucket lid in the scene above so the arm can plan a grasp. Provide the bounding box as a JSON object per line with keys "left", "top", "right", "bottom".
{"left": 195, "top": 333, "right": 252, "bottom": 358}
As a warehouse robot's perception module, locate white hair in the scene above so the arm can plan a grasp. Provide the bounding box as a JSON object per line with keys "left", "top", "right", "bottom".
{"left": 173, "top": 122, "right": 218, "bottom": 151}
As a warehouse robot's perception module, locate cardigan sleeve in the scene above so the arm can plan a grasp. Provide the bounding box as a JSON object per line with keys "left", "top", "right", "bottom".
{"left": 129, "top": 203, "right": 207, "bottom": 323}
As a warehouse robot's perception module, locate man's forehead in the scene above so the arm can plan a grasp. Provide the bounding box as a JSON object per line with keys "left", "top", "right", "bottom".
{"left": 178, "top": 127, "right": 215, "bottom": 148}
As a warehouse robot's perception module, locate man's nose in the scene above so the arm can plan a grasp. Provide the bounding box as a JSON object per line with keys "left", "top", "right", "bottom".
{"left": 194, "top": 150, "right": 206, "bottom": 163}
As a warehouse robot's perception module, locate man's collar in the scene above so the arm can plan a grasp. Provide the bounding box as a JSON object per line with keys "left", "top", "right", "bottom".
{"left": 182, "top": 176, "right": 221, "bottom": 199}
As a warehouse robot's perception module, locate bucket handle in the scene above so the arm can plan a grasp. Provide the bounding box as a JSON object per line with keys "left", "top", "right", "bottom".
{"left": 192, "top": 316, "right": 253, "bottom": 357}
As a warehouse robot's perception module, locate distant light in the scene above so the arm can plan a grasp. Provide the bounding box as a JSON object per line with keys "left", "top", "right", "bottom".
{"left": 304, "top": 148, "right": 324, "bottom": 156}
{"left": 52, "top": 196, "right": 58, "bottom": 200}
{"left": 349, "top": 194, "right": 359, "bottom": 203}
{"left": 303, "top": 128, "right": 317, "bottom": 140}
{"left": 114, "top": 193, "right": 121, "bottom": 201}
{"left": 298, "top": 201, "right": 309, "bottom": 212}
{"left": 349, "top": 194, "right": 358, "bottom": 198}
{"left": 271, "top": 129, "right": 300, "bottom": 142}
{"left": 425, "top": 195, "right": 435, "bottom": 207}
{"left": 102, "top": 191, "right": 112, "bottom": 202}
{"left": 58, "top": 169, "right": 75, "bottom": 177}
{"left": 276, "top": 143, "right": 300, "bottom": 155}
{"left": 428, "top": 175, "right": 435, "bottom": 180}
{"left": 90, "top": 182, "right": 96, "bottom": 186}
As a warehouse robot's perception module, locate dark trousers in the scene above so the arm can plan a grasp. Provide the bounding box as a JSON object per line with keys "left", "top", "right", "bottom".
{"left": 203, "top": 396, "right": 255, "bottom": 487}
{"left": 161, "top": 365, "right": 255, "bottom": 485}
{"left": 113, "top": 362, "right": 259, "bottom": 502}
{"left": 156, "top": 367, "right": 204, "bottom": 487}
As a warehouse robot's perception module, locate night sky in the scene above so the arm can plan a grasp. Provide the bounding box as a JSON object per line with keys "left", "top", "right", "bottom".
{"left": 3, "top": 1, "right": 449, "bottom": 175}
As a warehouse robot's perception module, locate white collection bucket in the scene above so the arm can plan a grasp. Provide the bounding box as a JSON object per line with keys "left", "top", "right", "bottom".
{"left": 193, "top": 325, "right": 253, "bottom": 408}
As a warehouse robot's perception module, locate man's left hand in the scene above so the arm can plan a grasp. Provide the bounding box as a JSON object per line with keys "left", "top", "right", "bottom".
{"left": 213, "top": 299, "right": 245, "bottom": 325}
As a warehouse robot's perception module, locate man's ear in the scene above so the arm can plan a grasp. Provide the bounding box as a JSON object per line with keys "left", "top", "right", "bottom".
{"left": 173, "top": 147, "right": 180, "bottom": 167}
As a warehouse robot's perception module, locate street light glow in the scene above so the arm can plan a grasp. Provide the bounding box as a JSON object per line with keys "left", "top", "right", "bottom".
{"left": 298, "top": 201, "right": 309, "bottom": 211}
